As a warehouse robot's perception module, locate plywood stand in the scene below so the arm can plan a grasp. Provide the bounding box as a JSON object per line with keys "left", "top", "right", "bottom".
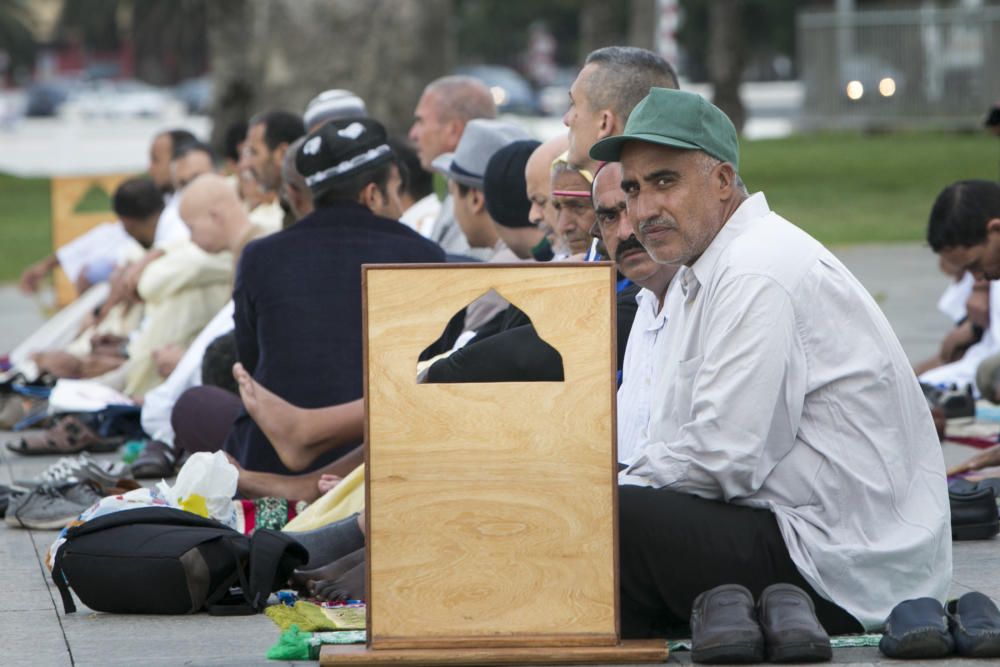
{"left": 321, "top": 264, "right": 667, "bottom": 665}
{"left": 50, "top": 174, "right": 130, "bottom": 307}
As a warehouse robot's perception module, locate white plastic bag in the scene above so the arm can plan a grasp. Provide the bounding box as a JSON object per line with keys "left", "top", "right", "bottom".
{"left": 156, "top": 451, "right": 239, "bottom": 528}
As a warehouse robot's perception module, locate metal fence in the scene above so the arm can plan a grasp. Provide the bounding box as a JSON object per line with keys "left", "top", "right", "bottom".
{"left": 797, "top": 5, "right": 1000, "bottom": 130}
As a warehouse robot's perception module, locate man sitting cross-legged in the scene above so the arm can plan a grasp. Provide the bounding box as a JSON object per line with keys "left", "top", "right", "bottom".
{"left": 590, "top": 87, "right": 949, "bottom": 638}
{"left": 222, "top": 118, "right": 444, "bottom": 475}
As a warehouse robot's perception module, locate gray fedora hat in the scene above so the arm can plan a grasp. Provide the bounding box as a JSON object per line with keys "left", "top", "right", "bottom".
{"left": 431, "top": 119, "right": 531, "bottom": 190}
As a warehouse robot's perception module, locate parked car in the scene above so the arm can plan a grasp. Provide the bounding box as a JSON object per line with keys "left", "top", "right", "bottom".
{"left": 456, "top": 65, "right": 541, "bottom": 116}
{"left": 538, "top": 67, "right": 578, "bottom": 117}
{"left": 173, "top": 77, "right": 213, "bottom": 115}
{"left": 25, "top": 78, "right": 83, "bottom": 117}
{"left": 61, "top": 79, "right": 185, "bottom": 120}
{"left": 840, "top": 56, "right": 906, "bottom": 102}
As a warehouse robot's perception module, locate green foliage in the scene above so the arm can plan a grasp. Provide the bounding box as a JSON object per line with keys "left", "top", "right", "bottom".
{"left": 454, "top": 0, "right": 613, "bottom": 68}
{"left": 0, "top": 0, "right": 37, "bottom": 70}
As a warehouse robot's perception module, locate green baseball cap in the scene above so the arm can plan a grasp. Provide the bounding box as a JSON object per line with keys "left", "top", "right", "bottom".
{"left": 589, "top": 87, "right": 740, "bottom": 170}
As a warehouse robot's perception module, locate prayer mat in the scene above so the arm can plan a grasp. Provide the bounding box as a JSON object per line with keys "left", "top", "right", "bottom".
{"left": 266, "top": 601, "right": 339, "bottom": 632}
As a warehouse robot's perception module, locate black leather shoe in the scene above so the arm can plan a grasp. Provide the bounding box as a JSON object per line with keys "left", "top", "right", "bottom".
{"left": 948, "top": 592, "right": 1000, "bottom": 657}
{"left": 690, "top": 584, "right": 764, "bottom": 664}
{"left": 879, "top": 597, "right": 955, "bottom": 659}
{"left": 130, "top": 440, "right": 178, "bottom": 479}
{"left": 949, "top": 485, "right": 999, "bottom": 541}
{"left": 757, "top": 583, "right": 832, "bottom": 663}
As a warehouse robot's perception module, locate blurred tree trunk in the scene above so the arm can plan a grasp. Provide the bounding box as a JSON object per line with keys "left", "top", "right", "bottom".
{"left": 578, "top": 0, "right": 621, "bottom": 61}
{"left": 132, "top": 0, "right": 208, "bottom": 85}
{"left": 708, "top": 0, "right": 746, "bottom": 134}
{"left": 208, "top": 0, "right": 451, "bottom": 150}
{"left": 627, "top": 0, "right": 656, "bottom": 51}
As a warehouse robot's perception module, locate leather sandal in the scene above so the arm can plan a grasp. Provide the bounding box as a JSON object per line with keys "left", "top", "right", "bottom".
{"left": 5, "top": 415, "right": 123, "bottom": 457}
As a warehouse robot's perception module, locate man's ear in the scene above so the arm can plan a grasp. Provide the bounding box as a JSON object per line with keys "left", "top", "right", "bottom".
{"left": 445, "top": 120, "right": 465, "bottom": 148}
{"left": 596, "top": 110, "right": 617, "bottom": 140}
{"left": 716, "top": 162, "right": 736, "bottom": 198}
{"left": 273, "top": 143, "right": 288, "bottom": 169}
{"left": 358, "top": 182, "right": 379, "bottom": 210}
{"left": 987, "top": 218, "right": 1000, "bottom": 236}
{"left": 469, "top": 187, "right": 486, "bottom": 214}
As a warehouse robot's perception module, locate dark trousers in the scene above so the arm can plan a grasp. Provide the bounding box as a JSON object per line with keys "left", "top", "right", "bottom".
{"left": 618, "top": 485, "right": 864, "bottom": 639}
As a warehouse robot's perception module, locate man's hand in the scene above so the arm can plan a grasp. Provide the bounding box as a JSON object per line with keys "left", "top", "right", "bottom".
{"left": 947, "top": 444, "right": 1000, "bottom": 476}
{"left": 19, "top": 256, "right": 58, "bottom": 294}
{"left": 940, "top": 320, "right": 977, "bottom": 363}
{"left": 153, "top": 343, "right": 185, "bottom": 378}
{"left": 123, "top": 248, "right": 166, "bottom": 301}
{"left": 966, "top": 280, "right": 991, "bottom": 329}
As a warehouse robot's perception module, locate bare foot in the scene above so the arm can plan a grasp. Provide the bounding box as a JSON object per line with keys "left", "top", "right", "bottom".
{"left": 318, "top": 474, "right": 341, "bottom": 494}
{"left": 311, "top": 560, "right": 366, "bottom": 603}
{"left": 236, "top": 466, "right": 323, "bottom": 503}
{"left": 289, "top": 547, "right": 365, "bottom": 595}
{"left": 233, "top": 362, "right": 313, "bottom": 471}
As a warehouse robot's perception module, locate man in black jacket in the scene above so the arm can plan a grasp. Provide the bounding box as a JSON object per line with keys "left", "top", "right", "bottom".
{"left": 225, "top": 118, "right": 445, "bottom": 473}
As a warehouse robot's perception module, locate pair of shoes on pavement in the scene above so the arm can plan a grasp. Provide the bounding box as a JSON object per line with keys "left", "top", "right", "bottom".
{"left": 11, "top": 452, "right": 131, "bottom": 492}
{"left": 880, "top": 593, "right": 1000, "bottom": 659}
{"left": 5, "top": 476, "right": 140, "bottom": 531}
{"left": 691, "top": 583, "right": 832, "bottom": 664}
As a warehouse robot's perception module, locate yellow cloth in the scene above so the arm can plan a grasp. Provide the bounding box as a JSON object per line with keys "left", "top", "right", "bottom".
{"left": 282, "top": 464, "right": 365, "bottom": 532}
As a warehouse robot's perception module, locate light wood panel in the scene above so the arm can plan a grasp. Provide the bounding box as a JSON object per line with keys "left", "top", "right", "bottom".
{"left": 50, "top": 174, "right": 130, "bottom": 307}
{"left": 364, "top": 264, "right": 619, "bottom": 648}
{"left": 320, "top": 639, "right": 669, "bottom": 665}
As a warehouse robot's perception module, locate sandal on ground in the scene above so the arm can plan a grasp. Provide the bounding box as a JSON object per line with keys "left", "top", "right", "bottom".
{"left": 5, "top": 415, "right": 124, "bottom": 457}
{"left": 130, "top": 440, "right": 179, "bottom": 479}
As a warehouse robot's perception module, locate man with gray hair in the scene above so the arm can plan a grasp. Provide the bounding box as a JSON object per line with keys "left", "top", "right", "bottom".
{"left": 563, "top": 46, "right": 678, "bottom": 171}
{"left": 590, "top": 87, "right": 949, "bottom": 654}
{"left": 409, "top": 75, "right": 497, "bottom": 257}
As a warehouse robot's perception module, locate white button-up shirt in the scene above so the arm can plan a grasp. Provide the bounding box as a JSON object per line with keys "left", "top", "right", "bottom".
{"left": 617, "top": 283, "right": 678, "bottom": 465}
{"left": 620, "top": 193, "right": 951, "bottom": 630}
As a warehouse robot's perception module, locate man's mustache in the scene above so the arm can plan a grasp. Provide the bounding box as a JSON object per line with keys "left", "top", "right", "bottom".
{"left": 615, "top": 235, "right": 647, "bottom": 262}
{"left": 638, "top": 217, "right": 678, "bottom": 234}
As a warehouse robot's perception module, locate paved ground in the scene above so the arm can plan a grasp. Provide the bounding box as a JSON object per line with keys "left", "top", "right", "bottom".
{"left": 0, "top": 242, "right": 994, "bottom": 666}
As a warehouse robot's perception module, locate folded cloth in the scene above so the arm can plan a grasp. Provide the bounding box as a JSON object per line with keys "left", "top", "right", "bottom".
{"left": 265, "top": 601, "right": 338, "bottom": 632}
{"left": 282, "top": 464, "right": 364, "bottom": 532}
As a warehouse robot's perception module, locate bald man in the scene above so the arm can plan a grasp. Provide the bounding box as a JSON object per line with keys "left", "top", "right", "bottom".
{"left": 525, "top": 134, "right": 569, "bottom": 260}
{"left": 180, "top": 173, "right": 269, "bottom": 267}
{"left": 137, "top": 173, "right": 277, "bottom": 477}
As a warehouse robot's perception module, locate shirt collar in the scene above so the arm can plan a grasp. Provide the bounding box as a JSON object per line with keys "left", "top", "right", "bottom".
{"left": 636, "top": 284, "right": 672, "bottom": 328}
{"left": 688, "top": 192, "right": 771, "bottom": 292}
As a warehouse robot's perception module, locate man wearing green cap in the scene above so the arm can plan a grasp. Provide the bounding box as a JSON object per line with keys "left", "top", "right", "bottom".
{"left": 591, "top": 88, "right": 950, "bottom": 639}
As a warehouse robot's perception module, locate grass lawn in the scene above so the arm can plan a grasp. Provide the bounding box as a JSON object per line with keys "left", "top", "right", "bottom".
{"left": 0, "top": 172, "right": 51, "bottom": 283}
{"left": 741, "top": 131, "right": 998, "bottom": 246}
{"left": 0, "top": 131, "right": 997, "bottom": 283}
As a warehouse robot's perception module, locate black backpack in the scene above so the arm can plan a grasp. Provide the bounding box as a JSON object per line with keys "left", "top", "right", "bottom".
{"left": 51, "top": 506, "right": 308, "bottom": 615}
